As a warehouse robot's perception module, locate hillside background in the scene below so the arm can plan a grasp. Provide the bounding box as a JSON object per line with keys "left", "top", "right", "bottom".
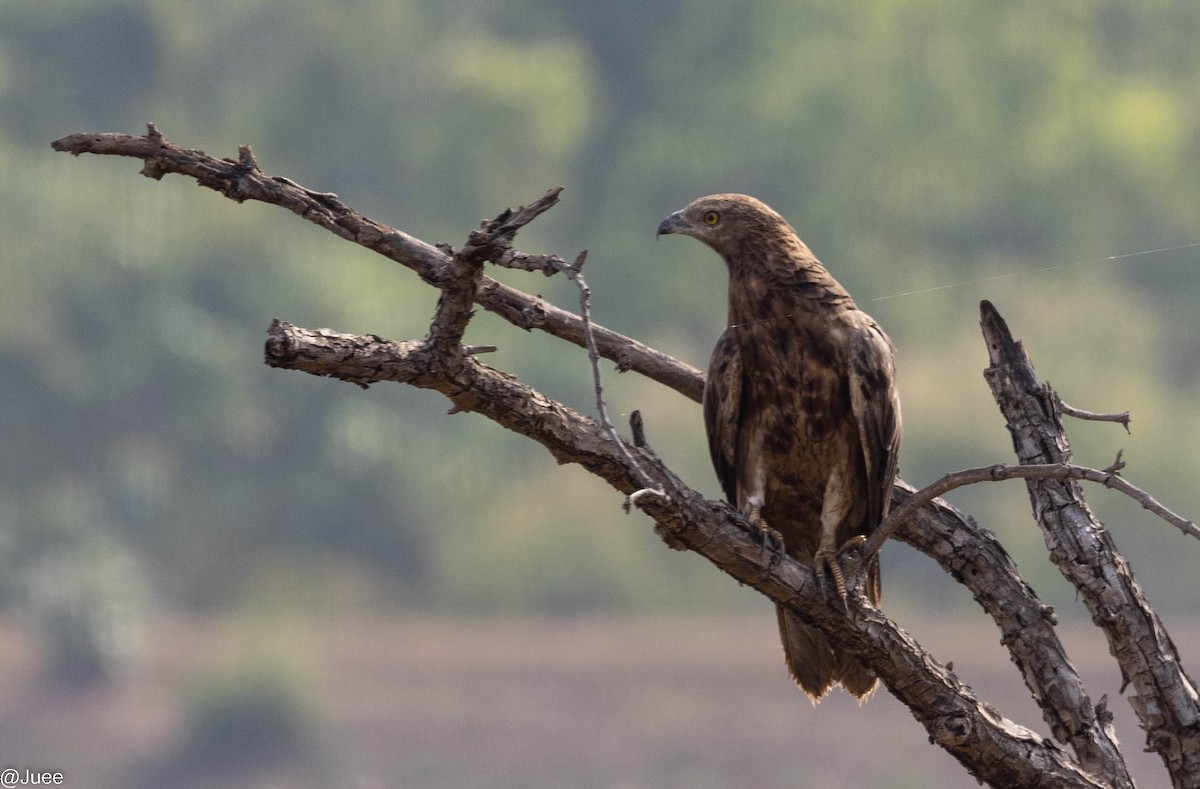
{"left": 3, "top": 1, "right": 1200, "bottom": 787}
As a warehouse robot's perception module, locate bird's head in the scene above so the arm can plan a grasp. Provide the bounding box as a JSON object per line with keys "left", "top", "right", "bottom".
{"left": 658, "top": 193, "right": 848, "bottom": 304}
{"left": 656, "top": 193, "right": 794, "bottom": 261}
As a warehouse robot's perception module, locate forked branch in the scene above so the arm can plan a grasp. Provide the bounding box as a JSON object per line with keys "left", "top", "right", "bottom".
{"left": 51, "top": 126, "right": 704, "bottom": 401}
{"left": 863, "top": 455, "right": 1199, "bottom": 558}
{"left": 61, "top": 125, "right": 1200, "bottom": 789}
{"left": 981, "top": 300, "right": 1200, "bottom": 788}
{"left": 263, "top": 319, "right": 1107, "bottom": 789}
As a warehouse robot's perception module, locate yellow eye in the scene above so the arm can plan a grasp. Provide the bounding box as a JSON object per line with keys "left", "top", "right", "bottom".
{"left": 703, "top": 210, "right": 720, "bottom": 226}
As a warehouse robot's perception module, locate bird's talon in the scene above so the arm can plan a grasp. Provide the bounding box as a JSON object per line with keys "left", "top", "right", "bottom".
{"left": 841, "top": 534, "right": 867, "bottom": 554}
{"left": 747, "top": 505, "right": 786, "bottom": 575}
{"left": 814, "top": 561, "right": 831, "bottom": 600}
{"left": 815, "top": 536, "right": 871, "bottom": 609}
{"left": 814, "top": 548, "right": 850, "bottom": 609}
{"left": 763, "top": 526, "right": 785, "bottom": 572}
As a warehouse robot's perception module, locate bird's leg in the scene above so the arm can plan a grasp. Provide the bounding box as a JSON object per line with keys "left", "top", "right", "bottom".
{"left": 813, "top": 532, "right": 849, "bottom": 606}
{"left": 813, "top": 535, "right": 868, "bottom": 608}
{"left": 746, "top": 502, "right": 786, "bottom": 573}
{"left": 815, "top": 466, "right": 858, "bottom": 608}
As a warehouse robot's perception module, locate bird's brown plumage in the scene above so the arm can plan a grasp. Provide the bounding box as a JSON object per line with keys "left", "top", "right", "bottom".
{"left": 658, "top": 194, "right": 901, "bottom": 701}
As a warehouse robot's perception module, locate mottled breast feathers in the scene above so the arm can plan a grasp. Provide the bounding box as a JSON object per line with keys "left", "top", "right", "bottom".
{"left": 660, "top": 193, "right": 901, "bottom": 701}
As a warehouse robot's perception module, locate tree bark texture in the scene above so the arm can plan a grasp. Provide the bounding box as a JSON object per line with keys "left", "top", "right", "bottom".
{"left": 981, "top": 301, "right": 1200, "bottom": 788}
{"left": 55, "top": 125, "right": 1200, "bottom": 789}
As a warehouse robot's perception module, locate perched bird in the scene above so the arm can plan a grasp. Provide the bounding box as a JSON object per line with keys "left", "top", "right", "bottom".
{"left": 657, "top": 194, "right": 901, "bottom": 701}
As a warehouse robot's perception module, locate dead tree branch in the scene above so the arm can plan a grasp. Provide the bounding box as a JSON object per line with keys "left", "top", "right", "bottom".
{"left": 51, "top": 126, "right": 704, "bottom": 401}
{"left": 60, "top": 125, "right": 1200, "bottom": 789}
{"left": 865, "top": 457, "right": 1200, "bottom": 559}
{"left": 981, "top": 299, "right": 1200, "bottom": 788}
{"left": 263, "top": 319, "right": 1108, "bottom": 789}
{"left": 887, "top": 481, "right": 1130, "bottom": 784}
{"left": 427, "top": 191, "right": 562, "bottom": 356}
{"left": 1054, "top": 394, "right": 1132, "bottom": 433}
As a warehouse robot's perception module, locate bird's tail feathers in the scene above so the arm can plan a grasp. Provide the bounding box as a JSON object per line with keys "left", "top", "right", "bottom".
{"left": 775, "top": 605, "right": 878, "bottom": 703}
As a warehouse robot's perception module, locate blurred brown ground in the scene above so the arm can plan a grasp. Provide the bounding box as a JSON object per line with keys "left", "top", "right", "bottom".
{"left": 0, "top": 612, "right": 1193, "bottom": 789}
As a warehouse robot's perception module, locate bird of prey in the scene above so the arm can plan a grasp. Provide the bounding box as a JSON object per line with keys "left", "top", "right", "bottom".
{"left": 657, "top": 194, "right": 901, "bottom": 701}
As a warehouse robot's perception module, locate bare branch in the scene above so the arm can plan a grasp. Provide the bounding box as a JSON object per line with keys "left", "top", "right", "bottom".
{"left": 455, "top": 188, "right": 564, "bottom": 264}
{"left": 981, "top": 299, "right": 1200, "bottom": 787}
{"left": 890, "top": 483, "right": 1130, "bottom": 784}
{"left": 1053, "top": 391, "right": 1132, "bottom": 433}
{"left": 51, "top": 127, "right": 704, "bottom": 401}
{"left": 65, "top": 127, "right": 1180, "bottom": 787}
{"left": 561, "top": 252, "right": 660, "bottom": 493}
{"left": 864, "top": 458, "right": 1200, "bottom": 559}
{"left": 427, "top": 249, "right": 483, "bottom": 357}
{"left": 494, "top": 248, "right": 573, "bottom": 275}
{"left": 261, "top": 313, "right": 1124, "bottom": 781}
{"left": 264, "top": 319, "right": 1110, "bottom": 789}
{"left": 426, "top": 192, "right": 565, "bottom": 355}
{"left": 264, "top": 320, "right": 429, "bottom": 389}
{"left": 629, "top": 410, "right": 648, "bottom": 449}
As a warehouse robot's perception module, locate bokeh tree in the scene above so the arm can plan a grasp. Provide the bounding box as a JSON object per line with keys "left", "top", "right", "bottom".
{"left": 4, "top": 0, "right": 1200, "bottom": 644}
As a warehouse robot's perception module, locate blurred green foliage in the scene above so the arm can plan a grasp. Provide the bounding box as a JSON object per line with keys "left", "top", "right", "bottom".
{"left": 3, "top": 0, "right": 1200, "bottom": 618}
{"left": 180, "top": 660, "right": 318, "bottom": 769}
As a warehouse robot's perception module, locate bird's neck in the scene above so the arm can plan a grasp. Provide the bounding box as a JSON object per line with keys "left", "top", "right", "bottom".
{"left": 724, "top": 259, "right": 855, "bottom": 330}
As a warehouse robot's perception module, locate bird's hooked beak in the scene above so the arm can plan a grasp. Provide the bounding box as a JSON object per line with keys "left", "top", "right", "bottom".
{"left": 656, "top": 210, "right": 689, "bottom": 238}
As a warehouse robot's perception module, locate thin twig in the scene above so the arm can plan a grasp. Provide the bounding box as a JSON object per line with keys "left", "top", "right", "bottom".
{"left": 561, "top": 252, "right": 661, "bottom": 495}
{"left": 1053, "top": 390, "right": 1131, "bottom": 433}
{"left": 862, "top": 459, "right": 1199, "bottom": 558}
{"left": 494, "top": 249, "right": 572, "bottom": 275}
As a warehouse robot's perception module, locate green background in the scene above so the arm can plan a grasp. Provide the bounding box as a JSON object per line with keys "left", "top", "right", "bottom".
{"left": 3, "top": 2, "right": 1199, "bottom": 786}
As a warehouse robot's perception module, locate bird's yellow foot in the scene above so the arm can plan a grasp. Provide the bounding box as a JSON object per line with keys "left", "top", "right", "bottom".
{"left": 747, "top": 504, "right": 786, "bottom": 573}
{"left": 814, "top": 535, "right": 867, "bottom": 608}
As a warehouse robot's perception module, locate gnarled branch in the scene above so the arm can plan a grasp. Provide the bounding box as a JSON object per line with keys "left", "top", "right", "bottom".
{"left": 981, "top": 299, "right": 1200, "bottom": 788}
{"left": 51, "top": 126, "right": 704, "bottom": 401}
{"left": 865, "top": 456, "right": 1199, "bottom": 559}
{"left": 63, "top": 125, "right": 1200, "bottom": 789}
{"left": 263, "top": 319, "right": 1109, "bottom": 789}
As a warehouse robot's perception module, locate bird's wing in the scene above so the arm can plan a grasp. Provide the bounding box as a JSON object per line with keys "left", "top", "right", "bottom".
{"left": 703, "top": 328, "right": 742, "bottom": 505}
{"left": 847, "top": 316, "right": 902, "bottom": 527}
